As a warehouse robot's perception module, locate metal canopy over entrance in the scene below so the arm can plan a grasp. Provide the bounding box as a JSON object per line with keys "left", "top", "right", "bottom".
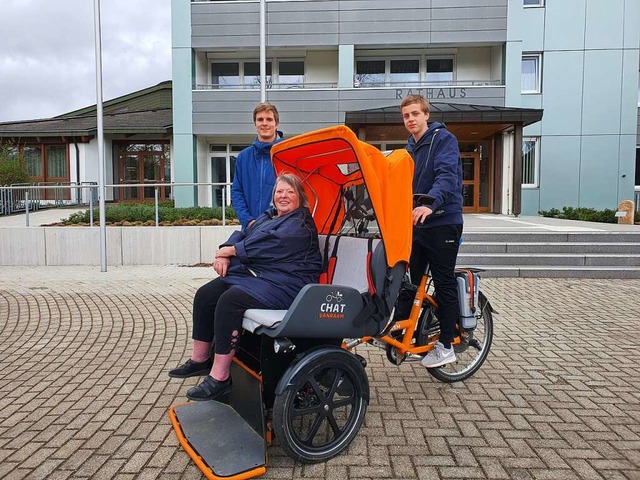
{"left": 345, "top": 103, "right": 543, "bottom": 215}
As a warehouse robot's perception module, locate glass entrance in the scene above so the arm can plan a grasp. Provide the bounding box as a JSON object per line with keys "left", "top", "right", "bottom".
{"left": 459, "top": 142, "right": 491, "bottom": 213}
{"left": 116, "top": 143, "right": 170, "bottom": 202}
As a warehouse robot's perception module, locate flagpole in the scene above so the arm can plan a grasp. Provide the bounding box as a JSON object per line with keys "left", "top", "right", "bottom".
{"left": 93, "top": 0, "right": 107, "bottom": 271}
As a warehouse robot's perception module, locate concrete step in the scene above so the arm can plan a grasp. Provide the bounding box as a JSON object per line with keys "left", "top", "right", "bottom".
{"left": 467, "top": 266, "right": 640, "bottom": 279}
{"left": 458, "top": 253, "right": 640, "bottom": 267}
{"left": 460, "top": 242, "right": 640, "bottom": 254}
{"left": 462, "top": 232, "right": 640, "bottom": 243}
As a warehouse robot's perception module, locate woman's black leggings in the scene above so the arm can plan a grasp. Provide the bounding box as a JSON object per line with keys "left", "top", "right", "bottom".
{"left": 192, "top": 277, "right": 269, "bottom": 355}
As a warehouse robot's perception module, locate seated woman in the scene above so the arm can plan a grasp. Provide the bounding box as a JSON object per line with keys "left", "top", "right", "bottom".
{"left": 169, "top": 173, "right": 322, "bottom": 401}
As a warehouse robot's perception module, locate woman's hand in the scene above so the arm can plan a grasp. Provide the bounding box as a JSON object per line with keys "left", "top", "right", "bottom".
{"left": 213, "top": 257, "right": 231, "bottom": 277}
{"left": 215, "top": 246, "right": 236, "bottom": 258}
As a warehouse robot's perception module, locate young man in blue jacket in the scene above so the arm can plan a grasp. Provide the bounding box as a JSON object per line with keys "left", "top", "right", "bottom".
{"left": 401, "top": 94, "right": 464, "bottom": 368}
{"left": 231, "top": 102, "right": 284, "bottom": 229}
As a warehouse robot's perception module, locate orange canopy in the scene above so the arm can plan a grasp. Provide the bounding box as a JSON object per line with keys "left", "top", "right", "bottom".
{"left": 271, "top": 125, "right": 414, "bottom": 267}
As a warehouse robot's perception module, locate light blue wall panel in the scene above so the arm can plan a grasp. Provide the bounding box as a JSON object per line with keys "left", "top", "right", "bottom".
{"left": 521, "top": 188, "right": 540, "bottom": 215}
{"left": 623, "top": 0, "right": 640, "bottom": 48}
{"left": 503, "top": 41, "right": 522, "bottom": 106}
{"left": 338, "top": 45, "right": 354, "bottom": 88}
{"left": 517, "top": 5, "right": 544, "bottom": 51}
{"left": 544, "top": 0, "right": 585, "bottom": 51}
{"left": 579, "top": 135, "right": 620, "bottom": 208}
{"left": 621, "top": 50, "right": 640, "bottom": 136}
{"left": 582, "top": 50, "right": 622, "bottom": 135}
{"left": 584, "top": 0, "right": 624, "bottom": 50}
{"left": 618, "top": 135, "right": 637, "bottom": 201}
{"left": 172, "top": 0, "right": 195, "bottom": 207}
{"left": 538, "top": 136, "right": 581, "bottom": 210}
{"left": 540, "top": 51, "right": 584, "bottom": 136}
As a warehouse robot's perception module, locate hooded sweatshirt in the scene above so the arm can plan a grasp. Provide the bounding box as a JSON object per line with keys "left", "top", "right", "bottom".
{"left": 231, "top": 131, "right": 284, "bottom": 228}
{"left": 406, "top": 121, "right": 463, "bottom": 228}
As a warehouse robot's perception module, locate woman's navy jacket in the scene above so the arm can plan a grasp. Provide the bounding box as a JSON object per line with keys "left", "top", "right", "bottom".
{"left": 220, "top": 206, "right": 322, "bottom": 309}
{"left": 406, "top": 121, "right": 463, "bottom": 228}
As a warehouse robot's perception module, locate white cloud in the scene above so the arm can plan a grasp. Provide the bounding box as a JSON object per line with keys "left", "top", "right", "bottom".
{"left": 0, "top": 0, "right": 171, "bottom": 122}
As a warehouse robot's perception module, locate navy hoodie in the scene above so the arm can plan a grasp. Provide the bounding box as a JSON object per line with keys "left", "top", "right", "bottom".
{"left": 406, "top": 121, "right": 463, "bottom": 228}
{"left": 231, "top": 131, "right": 284, "bottom": 229}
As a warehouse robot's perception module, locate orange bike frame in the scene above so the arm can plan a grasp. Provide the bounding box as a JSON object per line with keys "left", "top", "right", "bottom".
{"left": 359, "top": 272, "right": 459, "bottom": 357}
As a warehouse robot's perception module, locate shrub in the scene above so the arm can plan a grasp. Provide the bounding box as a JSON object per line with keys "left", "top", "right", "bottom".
{"left": 62, "top": 203, "right": 237, "bottom": 225}
{"left": 0, "top": 143, "right": 31, "bottom": 185}
{"left": 539, "top": 206, "right": 640, "bottom": 224}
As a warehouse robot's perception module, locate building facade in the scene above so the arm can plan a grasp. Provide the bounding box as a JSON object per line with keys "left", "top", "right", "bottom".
{"left": 0, "top": 82, "right": 173, "bottom": 204}
{"left": 171, "top": 0, "right": 640, "bottom": 215}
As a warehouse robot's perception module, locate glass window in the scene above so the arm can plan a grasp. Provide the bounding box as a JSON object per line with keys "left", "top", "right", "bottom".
{"left": 524, "top": 0, "right": 544, "bottom": 6}
{"left": 212, "top": 63, "right": 240, "bottom": 88}
{"left": 426, "top": 58, "right": 454, "bottom": 84}
{"left": 244, "top": 61, "right": 272, "bottom": 87}
{"left": 390, "top": 59, "right": 419, "bottom": 86}
{"left": 522, "top": 137, "right": 539, "bottom": 186}
{"left": 522, "top": 54, "right": 541, "bottom": 93}
{"left": 278, "top": 61, "right": 304, "bottom": 86}
{"left": 23, "top": 146, "right": 42, "bottom": 177}
{"left": 46, "top": 145, "right": 67, "bottom": 178}
{"left": 356, "top": 60, "right": 385, "bottom": 86}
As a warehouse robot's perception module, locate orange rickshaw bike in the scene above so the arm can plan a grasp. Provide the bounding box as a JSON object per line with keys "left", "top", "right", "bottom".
{"left": 169, "top": 125, "right": 495, "bottom": 479}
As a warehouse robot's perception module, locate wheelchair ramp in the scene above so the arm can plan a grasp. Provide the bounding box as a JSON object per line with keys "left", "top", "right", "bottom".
{"left": 169, "top": 362, "right": 266, "bottom": 479}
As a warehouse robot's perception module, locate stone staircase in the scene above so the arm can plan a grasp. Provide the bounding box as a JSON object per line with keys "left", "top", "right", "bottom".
{"left": 457, "top": 232, "right": 640, "bottom": 278}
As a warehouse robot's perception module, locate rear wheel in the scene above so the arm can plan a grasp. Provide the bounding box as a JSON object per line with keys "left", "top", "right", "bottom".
{"left": 416, "top": 294, "right": 493, "bottom": 383}
{"left": 272, "top": 349, "right": 368, "bottom": 463}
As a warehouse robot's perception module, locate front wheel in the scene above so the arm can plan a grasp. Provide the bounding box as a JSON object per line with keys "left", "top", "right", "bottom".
{"left": 416, "top": 294, "right": 494, "bottom": 383}
{"left": 272, "top": 349, "right": 369, "bottom": 463}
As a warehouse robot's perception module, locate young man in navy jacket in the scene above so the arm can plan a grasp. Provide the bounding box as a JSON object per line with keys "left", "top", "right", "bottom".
{"left": 401, "top": 94, "right": 464, "bottom": 368}
{"left": 231, "top": 102, "right": 284, "bottom": 229}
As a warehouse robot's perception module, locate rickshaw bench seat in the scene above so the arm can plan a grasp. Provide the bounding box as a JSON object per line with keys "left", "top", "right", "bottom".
{"left": 242, "top": 235, "right": 403, "bottom": 338}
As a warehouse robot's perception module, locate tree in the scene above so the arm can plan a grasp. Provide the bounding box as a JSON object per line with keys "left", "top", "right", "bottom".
{"left": 0, "top": 143, "right": 32, "bottom": 185}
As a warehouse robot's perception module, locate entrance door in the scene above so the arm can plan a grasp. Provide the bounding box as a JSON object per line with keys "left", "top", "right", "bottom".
{"left": 117, "top": 143, "right": 170, "bottom": 202}
{"left": 461, "top": 152, "right": 480, "bottom": 213}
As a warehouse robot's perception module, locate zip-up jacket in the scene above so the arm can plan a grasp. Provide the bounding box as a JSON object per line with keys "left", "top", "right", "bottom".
{"left": 220, "top": 206, "right": 322, "bottom": 309}
{"left": 406, "top": 121, "right": 463, "bottom": 228}
{"left": 231, "top": 131, "right": 284, "bottom": 229}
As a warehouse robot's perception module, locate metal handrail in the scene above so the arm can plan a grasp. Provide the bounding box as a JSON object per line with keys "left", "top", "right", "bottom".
{"left": 0, "top": 182, "right": 235, "bottom": 227}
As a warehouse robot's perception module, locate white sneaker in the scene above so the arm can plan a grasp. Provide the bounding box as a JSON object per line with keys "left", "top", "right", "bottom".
{"left": 421, "top": 342, "right": 456, "bottom": 368}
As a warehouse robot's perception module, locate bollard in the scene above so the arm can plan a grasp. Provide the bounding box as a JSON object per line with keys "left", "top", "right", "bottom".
{"left": 616, "top": 200, "right": 634, "bottom": 225}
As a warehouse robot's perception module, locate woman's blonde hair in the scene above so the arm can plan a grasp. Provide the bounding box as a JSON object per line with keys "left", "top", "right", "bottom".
{"left": 273, "top": 173, "right": 309, "bottom": 208}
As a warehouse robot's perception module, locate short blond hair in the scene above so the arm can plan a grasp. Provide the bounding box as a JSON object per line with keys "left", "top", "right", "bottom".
{"left": 400, "top": 94, "right": 429, "bottom": 114}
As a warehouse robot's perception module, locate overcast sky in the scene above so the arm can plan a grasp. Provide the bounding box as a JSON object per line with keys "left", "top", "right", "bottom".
{"left": 0, "top": 0, "right": 172, "bottom": 123}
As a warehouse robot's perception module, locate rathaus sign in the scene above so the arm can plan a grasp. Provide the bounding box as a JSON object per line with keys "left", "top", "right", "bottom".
{"left": 395, "top": 88, "right": 467, "bottom": 99}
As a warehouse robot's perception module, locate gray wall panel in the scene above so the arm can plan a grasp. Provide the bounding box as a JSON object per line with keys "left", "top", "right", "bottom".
{"left": 192, "top": 0, "right": 506, "bottom": 50}
{"left": 192, "top": 87, "right": 505, "bottom": 136}
{"left": 432, "top": 0, "right": 507, "bottom": 6}
{"left": 431, "top": 6, "right": 507, "bottom": 19}
{"left": 637, "top": 110, "right": 640, "bottom": 145}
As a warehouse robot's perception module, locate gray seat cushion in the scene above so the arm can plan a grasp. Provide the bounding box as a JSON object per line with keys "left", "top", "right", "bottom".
{"left": 242, "top": 309, "right": 287, "bottom": 332}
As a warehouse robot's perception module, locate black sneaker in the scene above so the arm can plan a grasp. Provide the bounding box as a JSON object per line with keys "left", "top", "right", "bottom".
{"left": 186, "top": 375, "right": 233, "bottom": 401}
{"left": 168, "top": 358, "right": 213, "bottom": 378}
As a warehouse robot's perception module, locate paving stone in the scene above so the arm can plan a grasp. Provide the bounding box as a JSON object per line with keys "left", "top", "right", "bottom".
{"left": 1, "top": 267, "right": 640, "bottom": 479}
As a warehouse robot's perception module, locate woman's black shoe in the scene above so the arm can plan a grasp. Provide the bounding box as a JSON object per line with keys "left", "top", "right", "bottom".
{"left": 168, "top": 358, "right": 213, "bottom": 378}
{"left": 186, "top": 375, "right": 233, "bottom": 401}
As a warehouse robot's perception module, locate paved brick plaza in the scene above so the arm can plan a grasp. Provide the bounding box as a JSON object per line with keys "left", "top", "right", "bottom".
{"left": 0, "top": 266, "right": 639, "bottom": 480}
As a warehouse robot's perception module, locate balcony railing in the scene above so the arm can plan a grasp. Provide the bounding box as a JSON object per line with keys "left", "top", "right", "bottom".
{"left": 195, "top": 79, "right": 503, "bottom": 90}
